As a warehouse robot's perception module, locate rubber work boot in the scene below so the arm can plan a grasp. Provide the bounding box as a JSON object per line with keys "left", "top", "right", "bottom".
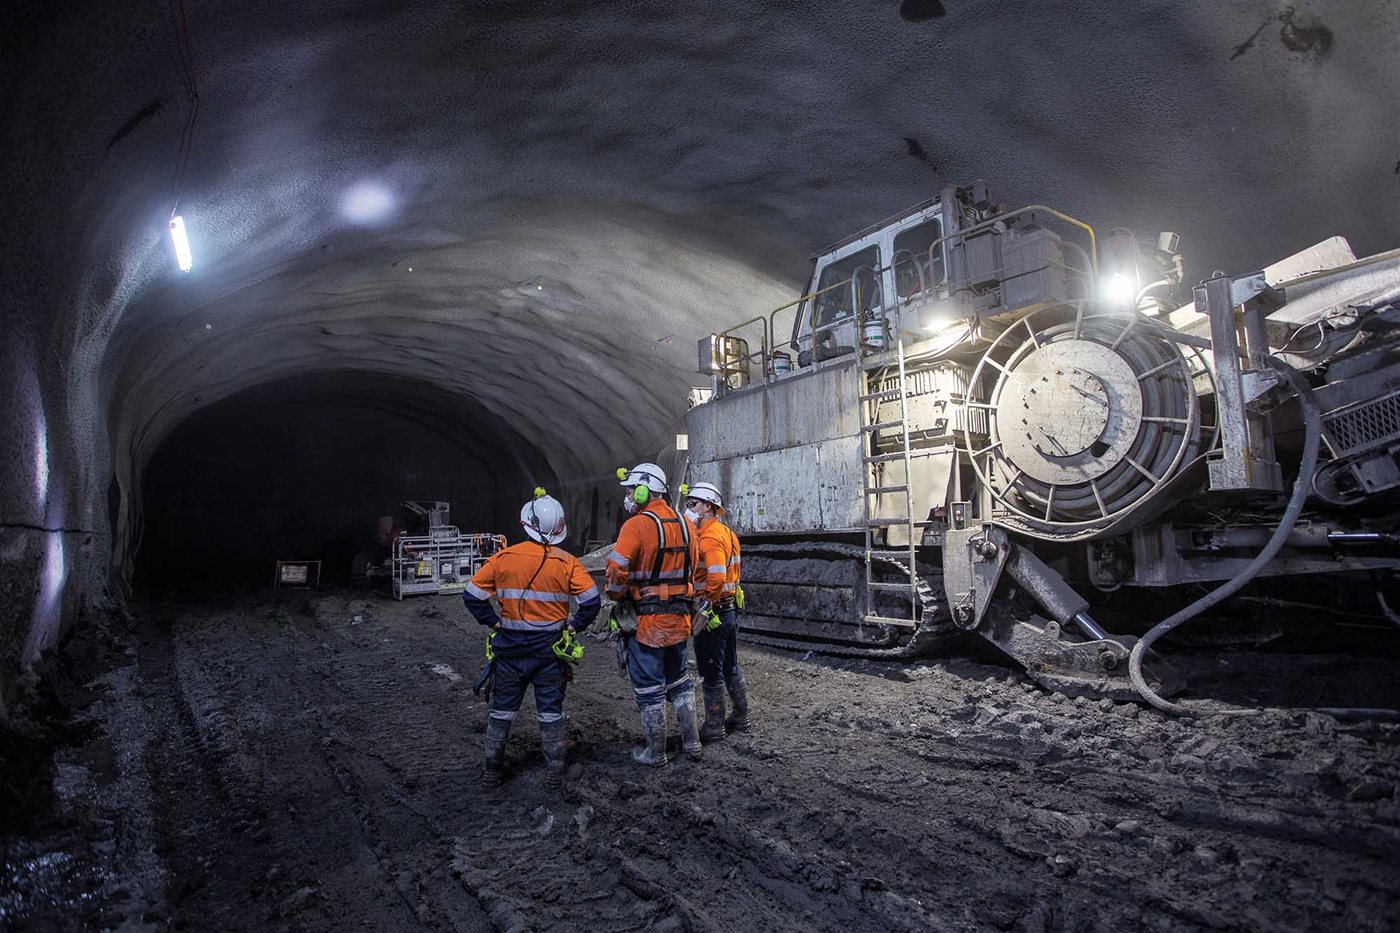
{"left": 539, "top": 718, "right": 569, "bottom": 790}
{"left": 725, "top": 670, "right": 751, "bottom": 733}
{"left": 481, "top": 717, "right": 512, "bottom": 788}
{"left": 630, "top": 704, "right": 669, "bottom": 767}
{"left": 699, "top": 683, "right": 728, "bottom": 744}
{"left": 673, "top": 689, "right": 703, "bottom": 761}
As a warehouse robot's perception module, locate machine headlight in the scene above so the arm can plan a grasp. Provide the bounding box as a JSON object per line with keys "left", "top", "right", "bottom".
{"left": 1100, "top": 273, "right": 1137, "bottom": 306}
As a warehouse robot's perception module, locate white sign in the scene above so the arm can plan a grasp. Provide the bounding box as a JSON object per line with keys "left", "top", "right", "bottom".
{"left": 279, "top": 564, "right": 309, "bottom": 584}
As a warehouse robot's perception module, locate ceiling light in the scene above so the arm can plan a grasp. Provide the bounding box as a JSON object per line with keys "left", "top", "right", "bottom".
{"left": 341, "top": 181, "right": 395, "bottom": 225}
{"left": 169, "top": 215, "right": 193, "bottom": 272}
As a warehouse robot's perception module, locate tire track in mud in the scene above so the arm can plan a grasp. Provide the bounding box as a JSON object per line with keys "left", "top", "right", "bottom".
{"left": 131, "top": 592, "right": 1400, "bottom": 932}
{"left": 271, "top": 598, "right": 918, "bottom": 932}
{"left": 263, "top": 604, "right": 488, "bottom": 931}
{"left": 136, "top": 615, "right": 306, "bottom": 929}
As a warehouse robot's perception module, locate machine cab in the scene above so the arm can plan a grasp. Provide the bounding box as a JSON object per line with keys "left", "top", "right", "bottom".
{"left": 793, "top": 199, "right": 948, "bottom": 366}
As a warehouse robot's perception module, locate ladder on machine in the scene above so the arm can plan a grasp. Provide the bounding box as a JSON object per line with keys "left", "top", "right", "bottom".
{"left": 858, "top": 337, "right": 923, "bottom": 630}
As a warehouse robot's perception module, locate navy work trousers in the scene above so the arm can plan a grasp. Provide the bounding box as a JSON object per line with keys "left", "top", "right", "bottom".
{"left": 625, "top": 636, "right": 692, "bottom": 708}
{"left": 490, "top": 653, "right": 566, "bottom": 724}
{"left": 693, "top": 606, "right": 740, "bottom": 688}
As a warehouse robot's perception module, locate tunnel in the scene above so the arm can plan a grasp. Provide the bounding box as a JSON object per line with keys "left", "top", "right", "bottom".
{"left": 135, "top": 372, "right": 562, "bottom": 594}
{"left": 3, "top": 1, "right": 1400, "bottom": 929}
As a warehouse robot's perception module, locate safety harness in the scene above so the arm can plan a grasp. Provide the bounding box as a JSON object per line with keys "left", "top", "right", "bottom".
{"left": 634, "top": 507, "right": 694, "bottom": 617}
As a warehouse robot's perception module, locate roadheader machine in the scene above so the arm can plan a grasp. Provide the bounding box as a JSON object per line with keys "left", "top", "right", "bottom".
{"left": 686, "top": 183, "right": 1400, "bottom": 698}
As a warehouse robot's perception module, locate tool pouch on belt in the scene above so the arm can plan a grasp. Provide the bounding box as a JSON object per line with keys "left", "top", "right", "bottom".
{"left": 690, "top": 599, "right": 714, "bottom": 636}
{"left": 472, "top": 661, "right": 495, "bottom": 701}
{"left": 614, "top": 636, "right": 629, "bottom": 680}
{"left": 473, "top": 630, "right": 497, "bottom": 700}
{"left": 609, "top": 600, "right": 637, "bottom": 680}
{"left": 609, "top": 600, "right": 639, "bottom": 636}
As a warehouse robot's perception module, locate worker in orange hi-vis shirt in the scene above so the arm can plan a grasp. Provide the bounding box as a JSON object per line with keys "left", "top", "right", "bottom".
{"left": 684, "top": 481, "right": 749, "bottom": 743}
{"left": 464, "top": 491, "right": 600, "bottom": 790}
{"left": 605, "top": 462, "right": 704, "bottom": 766}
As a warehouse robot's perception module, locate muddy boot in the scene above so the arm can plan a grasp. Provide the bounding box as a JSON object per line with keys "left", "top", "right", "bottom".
{"left": 673, "top": 689, "right": 703, "bottom": 761}
{"left": 630, "top": 704, "right": 669, "bottom": 767}
{"left": 482, "top": 717, "right": 512, "bottom": 788}
{"left": 725, "top": 670, "right": 750, "bottom": 733}
{"left": 539, "top": 718, "right": 570, "bottom": 789}
{"left": 699, "top": 683, "right": 728, "bottom": 744}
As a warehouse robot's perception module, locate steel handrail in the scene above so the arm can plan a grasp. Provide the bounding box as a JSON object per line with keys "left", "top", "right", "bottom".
{"left": 925, "top": 204, "right": 1098, "bottom": 279}
{"left": 713, "top": 314, "right": 770, "bottom": 388}
{"left": 722, "top": 204, "right": 1095, "bottom": 388}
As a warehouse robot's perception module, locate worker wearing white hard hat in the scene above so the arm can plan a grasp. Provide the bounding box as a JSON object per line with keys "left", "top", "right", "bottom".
{"left": 684, "top": 481, "right": 748, "bottom": 742}
{"left": 607, "top": 461, "right": 704, "bottom": 765}
{"left": 463, "top": 489, "right": 600, "bottom": 789}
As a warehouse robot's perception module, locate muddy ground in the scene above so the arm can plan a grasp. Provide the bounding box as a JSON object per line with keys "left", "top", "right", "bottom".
{"left": 3, "top": 588, "right": 1399, "bottom": 931}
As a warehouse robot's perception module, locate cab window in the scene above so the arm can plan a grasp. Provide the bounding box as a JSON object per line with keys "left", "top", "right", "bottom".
{"left": 892, "top": 219, "right": 945, "bottom": 300}
{"left": 812, "top": 246, "right": 881, "bottom": 330}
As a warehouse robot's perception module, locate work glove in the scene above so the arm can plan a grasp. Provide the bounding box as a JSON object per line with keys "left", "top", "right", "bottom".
{"left": 735, "top": 585, "right": 746, "bottom": 610}
{"left": 704, "top": 608, "right": 722, "bottom": 631}
{"left": 552, "top": 627, "right": 584, "bottom": 664}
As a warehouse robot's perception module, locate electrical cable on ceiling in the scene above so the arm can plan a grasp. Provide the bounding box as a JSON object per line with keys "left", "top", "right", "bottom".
{"left": 168, "top": 0, "right": 200, "bottom": 218}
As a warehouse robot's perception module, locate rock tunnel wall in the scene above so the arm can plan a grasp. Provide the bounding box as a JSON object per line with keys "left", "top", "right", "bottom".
{"left": 4, "top": 0, "right": 1400, "bottom": 708}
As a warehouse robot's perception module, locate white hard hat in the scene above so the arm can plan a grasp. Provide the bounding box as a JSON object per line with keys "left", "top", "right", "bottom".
{"left": 521, "top": 490, "right": 568, "bottom": 545}
{"left": 685, "top": 481, "right": 724, "bottom": 514}
{"left": 618, "top": 462, "right": 668, "bottom": 494}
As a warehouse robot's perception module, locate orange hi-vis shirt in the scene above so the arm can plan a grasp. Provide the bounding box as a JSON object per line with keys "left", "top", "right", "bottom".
{"left": 697, "top": 516, "right": 741, "bottom": 604}
{"left": 466, "top": 541, "right": 599, "bottom": 633}
{"left": 605, "top": 499, "right": 702, "bottom": 648}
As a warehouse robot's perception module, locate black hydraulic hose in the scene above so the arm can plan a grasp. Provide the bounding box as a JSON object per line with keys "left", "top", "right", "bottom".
{"left": 1128, "top": 357, "right": 1400, "bottom": 721}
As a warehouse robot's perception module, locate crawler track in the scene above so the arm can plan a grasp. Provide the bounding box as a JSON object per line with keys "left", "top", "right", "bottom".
{"left": 739, "top": 542, "right": 961, "bottom": 658}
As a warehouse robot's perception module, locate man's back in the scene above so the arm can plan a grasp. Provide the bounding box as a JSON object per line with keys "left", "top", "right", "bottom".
{"left": 467, "top": 541, "right": 598, "bottom": 655}
{"left": 607, "top": 499, "right": 699, "bottom": 647}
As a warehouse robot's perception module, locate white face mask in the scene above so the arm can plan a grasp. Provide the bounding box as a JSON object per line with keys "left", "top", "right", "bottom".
{"left": 683, "top": 507, "right": 701, "bottom": 524}
{"left": 623, "top": 494, "right": 639, "bottom": 515}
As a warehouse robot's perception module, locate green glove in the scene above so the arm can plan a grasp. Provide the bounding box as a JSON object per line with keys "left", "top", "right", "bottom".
{"left": 705, "top": 608, "right": 722, "bottom": 631}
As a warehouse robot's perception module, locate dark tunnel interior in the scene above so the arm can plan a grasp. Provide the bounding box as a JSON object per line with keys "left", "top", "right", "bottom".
{"left": 135, "top": 373, "right": 571, "bottom": 595}
{"left": 4, "top": 1, "right": 1400, "bottom": 928}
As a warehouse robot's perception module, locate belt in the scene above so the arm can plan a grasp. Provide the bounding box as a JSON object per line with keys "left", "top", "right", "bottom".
{"left": 715, "top": 596, "right": 737, "bottom": 612}
{"left": 636, "top": 596, "right": 694, "bottom": 617}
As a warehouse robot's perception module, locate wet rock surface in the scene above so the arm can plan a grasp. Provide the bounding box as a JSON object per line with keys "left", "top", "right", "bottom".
{"left": 3, "top": 589, "right": 1399, "bottom": 930}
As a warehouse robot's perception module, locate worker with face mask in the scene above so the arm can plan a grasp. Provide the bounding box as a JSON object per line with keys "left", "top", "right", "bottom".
{"left": 463, "top": 490, "right": 600, "bottom": 789}
{"left": 684, "top": 482, "right": 749, "bottom": 742}
{"left": 606, "top": 463, "right": 704, "bottom": 766}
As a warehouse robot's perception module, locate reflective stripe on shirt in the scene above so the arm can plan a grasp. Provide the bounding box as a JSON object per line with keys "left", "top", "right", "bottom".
{"left": 497, "top": 617, "right": 567, "bottom": 632}
{"left": 498, "top": 588, "right": 571, "bottom": 602}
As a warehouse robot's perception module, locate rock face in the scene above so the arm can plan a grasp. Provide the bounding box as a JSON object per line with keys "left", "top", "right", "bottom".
{"left": 3, "top": 1, "right": 1400, "bottom": 697}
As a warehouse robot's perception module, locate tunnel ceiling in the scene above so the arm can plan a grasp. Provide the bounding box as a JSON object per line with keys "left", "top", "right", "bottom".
{"left": 5, "top": 1, "right": 1400, "bottom": 558}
